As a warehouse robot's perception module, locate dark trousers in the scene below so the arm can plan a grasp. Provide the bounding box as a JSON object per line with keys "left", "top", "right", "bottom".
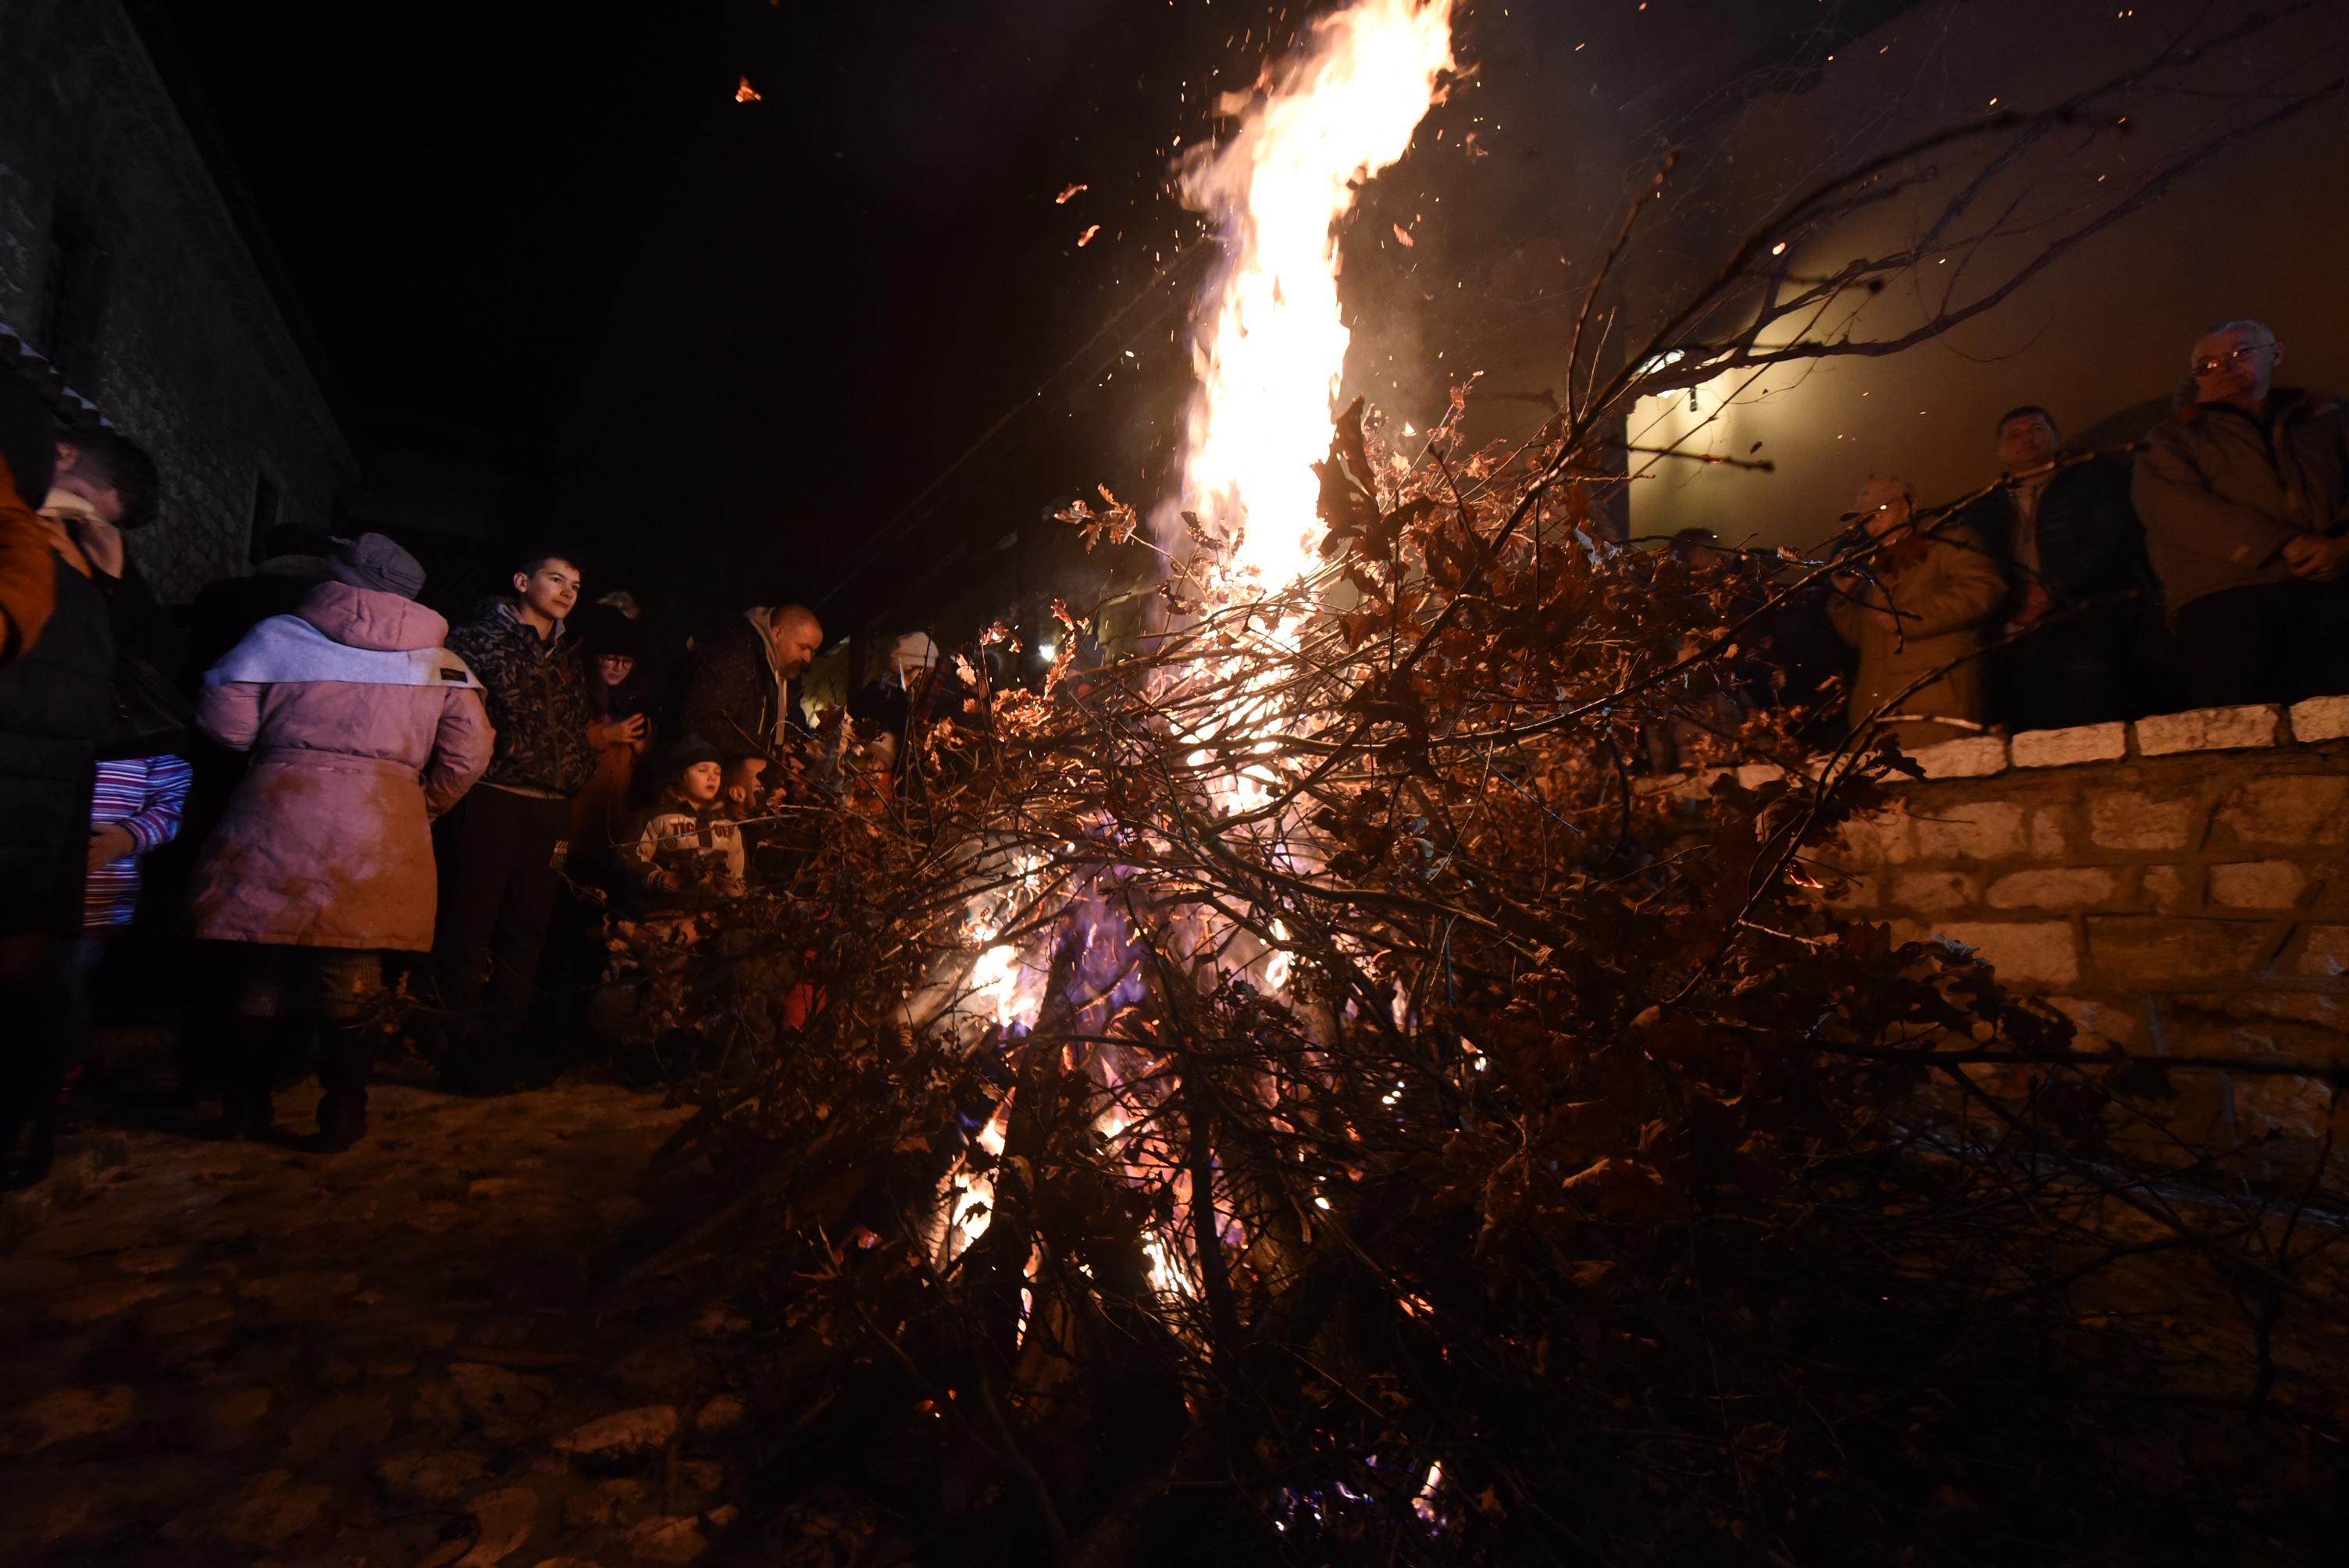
{"left": 1988, "top": 603, "right": 2141, "bottom": 732}
{"left": 0, "top": 933, "right": 77, "bottom": 1170}
{"left": 2172, "top": 579, "right": 2349, "bottom": 711}
{"left": 434, "top": 786, "right": 570, "bottom": 1036}
{"left": 225, "top": 943, "right": 383, "bottom": 1100}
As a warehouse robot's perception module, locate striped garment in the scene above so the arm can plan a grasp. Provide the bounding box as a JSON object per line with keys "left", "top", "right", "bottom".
{"left": 84, "top": 753, "right": 194, "bottom": 931}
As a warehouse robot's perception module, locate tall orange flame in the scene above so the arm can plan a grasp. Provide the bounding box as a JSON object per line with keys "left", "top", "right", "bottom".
{"left": 1175, "top": 0, "right": 1455, "bottom": 592}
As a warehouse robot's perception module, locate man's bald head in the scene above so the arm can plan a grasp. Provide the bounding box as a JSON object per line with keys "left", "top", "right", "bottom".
{"left": 2189, "top": 319, "right": 2279, "bottom": 411}
{"left": 765, "top": 604, "right": 825, "bottom": 679}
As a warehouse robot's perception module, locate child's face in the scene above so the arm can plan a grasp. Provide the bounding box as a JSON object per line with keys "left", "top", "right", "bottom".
{"left": 680, "top": 760, "right": 723, "bottom": 804}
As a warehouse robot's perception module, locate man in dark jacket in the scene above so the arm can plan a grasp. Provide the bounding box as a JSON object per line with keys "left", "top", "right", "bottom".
{"left": 665, "top": 603, "right": 824, "bottom": 807}
{"left": 0, "top": 467, "right": 112, "bottom": 1187}
{"left": 436, "top": 549, "right": 597, "bottom": 1067}
{"left": 2133, "top": 319, "right": 2349, "bottom": 708}
{"left": 44, "top": 426, "right": 175, "bottom": 673}
{"left": 1966, "top": 405, "right": 2152, "bottom": 730}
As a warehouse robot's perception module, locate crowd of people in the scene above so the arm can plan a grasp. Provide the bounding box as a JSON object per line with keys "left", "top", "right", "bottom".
{"left": 1650, "top": 317, "right": 2349, "bottom": 768}
{"left": 0, "top": 315, "right": 2343, "bottom": 1186}
{"left": 0, "top": 363, "right": 868, "bottom": 1181}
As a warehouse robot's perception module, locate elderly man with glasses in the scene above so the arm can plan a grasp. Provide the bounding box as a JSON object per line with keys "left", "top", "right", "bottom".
{"left": 2133, "top": 319, "right": 2349, "bottom": 707}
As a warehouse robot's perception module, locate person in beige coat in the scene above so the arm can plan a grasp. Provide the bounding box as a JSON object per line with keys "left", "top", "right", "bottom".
{"left": 1828, "top": 475, "right": 2005, "bottom": 745}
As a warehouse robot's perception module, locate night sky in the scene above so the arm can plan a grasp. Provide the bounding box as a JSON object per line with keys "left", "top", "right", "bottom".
{"left": 134, "top": 0, "right": 1907, "bottom": 634}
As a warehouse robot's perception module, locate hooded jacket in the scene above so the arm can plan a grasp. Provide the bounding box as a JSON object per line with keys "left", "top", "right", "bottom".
{"left": 447, "top": 599, "right": 597, "bottom": 796}
{"left": 190, "top": 581, "right": 492, "bottom": 950}
{"left": 2132, "top": 387, "right": 2349, "bottom": 614}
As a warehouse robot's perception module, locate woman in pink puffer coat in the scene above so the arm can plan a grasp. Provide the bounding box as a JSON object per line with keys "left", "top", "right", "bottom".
{"left": 191, "top": 534, "right": 492, "bottom": 1148}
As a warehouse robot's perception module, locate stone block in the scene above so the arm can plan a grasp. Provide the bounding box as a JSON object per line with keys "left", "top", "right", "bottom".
{"left": 2138, "top": 864, "right": 2190, "bottom": 913}
{"left": 1931, "top": 920, "right": 2080, "bottom": 985}
{"left": 2027, "top": 807, "right": 2073, "bottom": 858}
{"left": 1820, "top": 868, "right": 1879, "bottom": 909}
{"left": 1834, "top": 807, "right": 1913, "bottom": 865}
{"left": 1734, "top": 763, "right": 1783, "bottom": 790}
{"left": 2044, "top": 994, "right": 2145, "bottom": 1046}
{"left": 1910, "top": 800, "right": 2026, "bottom": 862}
{"left": 2205, "top": 859, "right": 2310, "bottom": 910}
{"left": 1910, "top": 736, "right": 2009, "bottom": 779}
{"left": 2088, "top": 790, "right": 2201, "bottom": 853}
{"left": 2010, "top": 722, "right": 2128, "bottom": 768}
{"left": 1985, "top": 867, "right": 2119, "bottom": 910}
{"left": 2231, "top": 1072, "right": 2337, "bottom": 1142}
{"left": 2086, "top": 916, "right": 2272, "bottom": 985}
{"left": 2133, "top": 704, "right": 2282, "bottom": 756}
{"left": 2211, "top": 775, "right": 2349, "bottom": 847}
{"left": 2287, "top": 693, "right": 2349, "bottom": 743}
{"left": 2172, "top": 989, "right": 2349, "bottom": 1035}
{"left": 2292, "top": 925, "right": 2349, "bottom": 978}
{"left": 2108, "top": 1070, "right": 2232, "bottom": 1151}
{"left": 1891, "top": 870, "right": 1979, "bottom": 914}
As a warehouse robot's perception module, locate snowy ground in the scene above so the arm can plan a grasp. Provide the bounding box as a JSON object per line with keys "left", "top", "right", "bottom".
{"left": 0, "top": 1069, "right": 756, "bottom": 1566}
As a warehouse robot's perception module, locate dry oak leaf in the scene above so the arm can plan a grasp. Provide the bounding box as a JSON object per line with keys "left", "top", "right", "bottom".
{"left": 627, "top": 1514, "right": 710, "bottom": 1563}
{"left": 554, "top": 1405, "right": 679, "bottom": 1462}
{"left": 0, "top": 1384, "right": 135, "bottom": 1456}
{"left": 455, "top": 1484, "right": 543, "bottom": 1567}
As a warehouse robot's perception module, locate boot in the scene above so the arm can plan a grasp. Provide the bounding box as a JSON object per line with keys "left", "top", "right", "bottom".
{"left": 0, "top": 1110, "right": 55, "bottom": 1192}
{"left": 213, "top": 1014, "right": 278, "bottom": 1142}
{"left": 312, "top": 1021, "right": 373, "bottom": 1151}
{"left": 312, "top": 1090, "right": 369, "bottom": 1153}
{"left": 216, "top": 1080, "right": 276, "bottom": 1142}
{"left": 434, "top": 1037, "right": 520, "bottom": 1097}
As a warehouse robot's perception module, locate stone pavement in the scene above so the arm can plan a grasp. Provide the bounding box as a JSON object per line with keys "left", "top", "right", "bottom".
{"left": 0, "top": 1078, "right": 756, "bottom": 1566}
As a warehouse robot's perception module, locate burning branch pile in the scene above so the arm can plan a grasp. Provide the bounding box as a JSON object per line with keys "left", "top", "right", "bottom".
{"left": 611, "top": 5, "right": 2349, "bottom": 1562}
{"left": 641, "top": 401, "right": 2345, "bottom": 1563}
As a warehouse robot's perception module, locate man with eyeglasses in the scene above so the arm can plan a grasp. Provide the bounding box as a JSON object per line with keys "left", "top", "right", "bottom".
{"left": 2133, "top": 319, "right": 2349, "bottom": 707}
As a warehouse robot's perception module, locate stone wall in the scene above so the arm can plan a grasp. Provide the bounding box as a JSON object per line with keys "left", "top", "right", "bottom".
{"left": 1802, "top": 698, "right": 2349, "bottom": 1188}
{"left": 0, "top": 0, "right": 353, "bottom": 601}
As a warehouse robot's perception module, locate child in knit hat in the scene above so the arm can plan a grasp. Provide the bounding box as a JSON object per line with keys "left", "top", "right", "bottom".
{"left": 620, "top": 736, "right": 746, "bottom": 918}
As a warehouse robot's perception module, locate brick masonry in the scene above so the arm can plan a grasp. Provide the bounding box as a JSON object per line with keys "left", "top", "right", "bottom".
{"left": 1814, "top": 698, "right": 2349, "bottom": 1188}
{"left": 0, "top": 0, "right": 353, "bottom": 601}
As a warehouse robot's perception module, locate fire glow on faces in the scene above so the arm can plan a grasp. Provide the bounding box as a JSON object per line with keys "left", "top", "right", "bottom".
{"left": 1175, "top": 0, "right": 1456, "bottom": 592}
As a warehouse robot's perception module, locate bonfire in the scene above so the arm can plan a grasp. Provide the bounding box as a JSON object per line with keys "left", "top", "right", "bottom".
{"left": 608, "top": 4, "right": 2349, "bottom": 1561}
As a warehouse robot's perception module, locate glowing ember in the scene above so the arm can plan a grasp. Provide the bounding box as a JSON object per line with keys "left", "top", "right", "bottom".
{"left": 1175, "top": 0, "right": 1454, "bottom": 590}
{"left": 733, "top": 76, "right": 761, "bottom": 104}
{"left": 968, "top": 943, "right": 1047, "bottom": 1032}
